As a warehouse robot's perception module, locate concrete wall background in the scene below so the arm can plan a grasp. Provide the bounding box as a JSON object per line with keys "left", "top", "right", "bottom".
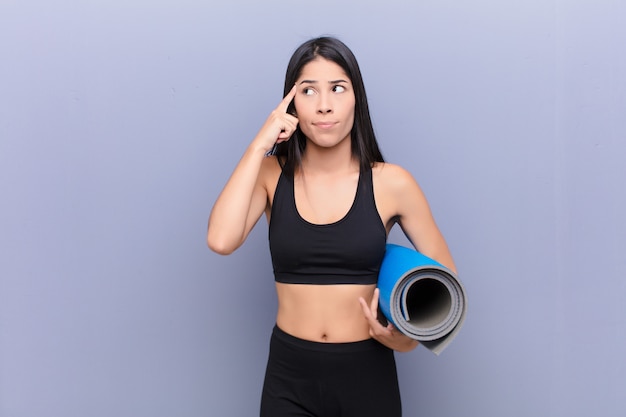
{"left": 1, "top": 1, "right": 625, "bottom": 416}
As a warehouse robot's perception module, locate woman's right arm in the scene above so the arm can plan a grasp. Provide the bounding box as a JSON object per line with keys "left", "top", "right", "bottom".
{"left": 207, "top": 86, "right": 298, "bottom": 255}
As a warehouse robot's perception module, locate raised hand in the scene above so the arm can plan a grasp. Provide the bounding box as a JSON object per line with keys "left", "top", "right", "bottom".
{"left": 253, "top": 84, "right": 299, "bottom": 153}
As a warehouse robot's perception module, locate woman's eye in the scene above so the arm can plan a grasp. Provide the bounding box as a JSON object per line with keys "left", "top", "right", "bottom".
{"left": 303, "top": 88, "right": 315, "bottom": 96}
{"left": 333, "top": 85, "right": 346, "bottom": 93}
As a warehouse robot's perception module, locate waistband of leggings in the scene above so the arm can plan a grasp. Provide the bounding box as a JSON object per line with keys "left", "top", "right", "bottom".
{"left": 272, "top": 325, "right": 384, "bottom": 353}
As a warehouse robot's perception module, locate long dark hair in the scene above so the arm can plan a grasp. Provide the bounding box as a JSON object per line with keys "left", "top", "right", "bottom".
{"left": 274, "top": 37, "right": 384, "bottom": 176}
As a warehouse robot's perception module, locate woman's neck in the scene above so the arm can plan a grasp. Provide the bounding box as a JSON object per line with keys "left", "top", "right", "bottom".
{"left": 300, "top": 136, "right": 357, "bottom": 176}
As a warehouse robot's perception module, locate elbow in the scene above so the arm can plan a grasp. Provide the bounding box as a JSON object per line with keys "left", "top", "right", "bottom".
{"left": 206, "top": 231, "right": 238, "bottom": 255}
{"left": 207, "top": 238, "right": 235, "bottom": 255}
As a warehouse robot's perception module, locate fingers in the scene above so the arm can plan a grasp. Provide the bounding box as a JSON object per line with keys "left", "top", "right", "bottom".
{"left": 369, "top": 288, "right": 380, "bottom": 319}
{"left": 274, "top": 85, "right": 298, "bottom": 140}
{"left": 276, "top": 114, "right": 298, "bottom": 140}
{"left": 252, "top": 85, "right": 299, "bottom": 154}
{"left": 360, "top": 292, "right": 418, "bottom": 352}
{"left": 358, "top": 297, "right": 374, "bottom": 321}
{"left": 278, "top": 84, "right": 297, "bottom": 113}
{"left": 359, "top": 292, "right": 384, "bottom": 330}
{"left": 361, "top": 290, "right": 394, "bottom": 336}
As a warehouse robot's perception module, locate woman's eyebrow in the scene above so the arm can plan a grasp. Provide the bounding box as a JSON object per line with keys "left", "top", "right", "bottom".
{"left": 299, "top": 79, "right": 349, "bottom": 85}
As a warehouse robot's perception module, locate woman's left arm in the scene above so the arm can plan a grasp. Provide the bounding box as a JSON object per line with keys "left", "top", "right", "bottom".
{"left": 360, "top": 163, "right": 457, "bottom": 352}
{"left": 389, "top": 164, "right": 456, "bottom": 273}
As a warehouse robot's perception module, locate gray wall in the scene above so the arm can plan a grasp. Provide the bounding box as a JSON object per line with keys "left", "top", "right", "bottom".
{"left": 1, "top": 0, "right": 625, "bottom": 416}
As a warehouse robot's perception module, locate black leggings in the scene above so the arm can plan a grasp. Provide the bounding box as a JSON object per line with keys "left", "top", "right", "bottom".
{"left": 260, "top": 326, "right": 401, "bottom": 417}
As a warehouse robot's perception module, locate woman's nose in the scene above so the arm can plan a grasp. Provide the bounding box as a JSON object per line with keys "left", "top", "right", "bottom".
{"left": 317, "top": 93, "right": 332, "bottom": 114}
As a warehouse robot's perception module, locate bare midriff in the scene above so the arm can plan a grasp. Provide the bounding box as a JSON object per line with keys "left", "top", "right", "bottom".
{"left": 275, "top": 282, "right": 377, "bottom": 343}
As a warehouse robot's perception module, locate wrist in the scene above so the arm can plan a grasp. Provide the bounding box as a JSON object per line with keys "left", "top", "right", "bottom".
{"left": 250, "top": 136, "right": 276, "bottom": 155}
{"left": 248, "top": 139, "right": 274, "bottom": 157}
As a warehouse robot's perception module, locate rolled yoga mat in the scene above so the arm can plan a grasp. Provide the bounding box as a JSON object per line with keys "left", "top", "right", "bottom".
{"left": 377, "top": 244, "right": 467, "bottom": 355}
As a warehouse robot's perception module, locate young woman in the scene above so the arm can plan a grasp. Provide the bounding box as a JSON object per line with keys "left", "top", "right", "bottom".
{"left": 207, "top": 37, "right": 456, "bottom": 417}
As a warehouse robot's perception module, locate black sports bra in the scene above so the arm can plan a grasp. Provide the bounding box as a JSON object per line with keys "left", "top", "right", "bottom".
{"left": 268, "top": 165, "right": 387, "bottom": 285}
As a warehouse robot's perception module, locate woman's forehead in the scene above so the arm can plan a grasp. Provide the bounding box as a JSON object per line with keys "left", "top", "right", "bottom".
{"left": 298, "top": 58, "right": 350, "bottom": 82}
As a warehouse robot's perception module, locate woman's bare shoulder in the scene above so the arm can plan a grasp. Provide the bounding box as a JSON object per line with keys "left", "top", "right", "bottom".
{"left": 372, "top": 162, "right": 419, "bottom": 192}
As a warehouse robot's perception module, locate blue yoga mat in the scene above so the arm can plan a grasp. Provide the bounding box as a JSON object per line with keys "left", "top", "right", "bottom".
{"left": 377, "top": 244, "right": 467, "bottom": 355}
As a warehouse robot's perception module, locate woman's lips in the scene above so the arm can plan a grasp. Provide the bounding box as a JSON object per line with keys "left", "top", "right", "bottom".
{"left": 313, "top": 121, "right": 338, "bottom": 129}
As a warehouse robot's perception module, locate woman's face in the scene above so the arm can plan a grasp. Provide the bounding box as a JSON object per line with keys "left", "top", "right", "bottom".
{"left": 294, "top": 58, "right": 356, "bottom": 149}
